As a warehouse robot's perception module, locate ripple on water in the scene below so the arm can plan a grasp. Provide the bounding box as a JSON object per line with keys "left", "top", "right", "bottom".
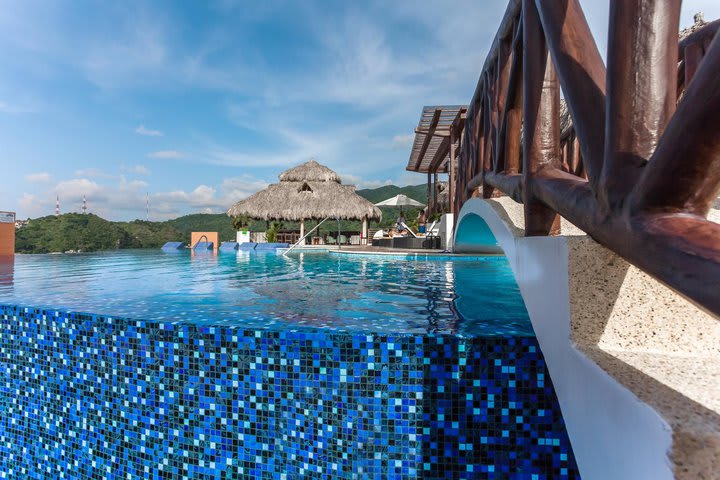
{"left": 0, "top": 250, "right": 533, "bottom": 337}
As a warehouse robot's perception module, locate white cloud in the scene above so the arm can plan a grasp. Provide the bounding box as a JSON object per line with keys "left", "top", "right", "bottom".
{"left": 391, "top": 134, "right": 415, "bottom": 149}
{"left": 74, "top": 168, "right": 114, "bottom": 178}
{"left": 16, "top": 171, "right": 271, "bottom": 220}
{"left": 219, "top": 176, "right": 268, "bottom": 202}
{"left": 340, "top": 173, "right": 391, "bottom": 189}
{"left": 147, "top": 150, "right": 186, "bottom": 159}
{"left": 122, "top": 164, "right": 151, "bottom": 175}
{"left": 25, "top": 172, "right": 52, "bottom": 183}
{"left": 146, "top": 176, "right": 268, "bottom": 219}
{"left": 55, "top": 178, "right": 103, "bottom": 198}
{"left": 135, "top": 125, "right": 163, "bottom": 137}
{"left": 18, "top": 193, "right": 38, "bottom": 213}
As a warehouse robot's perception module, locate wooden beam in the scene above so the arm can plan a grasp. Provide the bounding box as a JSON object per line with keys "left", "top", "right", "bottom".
{"left": 630, "top": 34, "right": 720, "bottom": 217}
{"left": 413, "top": 109, "right": 441, "bottom": 171}
{"left": 530, "top": 168, "right": 720, "bottom": 316}
{"left": 450, "top": 125, "right": 457, "bottom": 216}
{"left": 415, "top": 128, "right": 451, "bottom": 137}
{"left": 600, "top": 0, "right": 680, "bottom": 211}
{"left": 522, "top": 0, "right": 560, "bottom": 236}
{"left": 427, "top": 172, "right": 432, "bottom": 215}
{"left": 534, "top": 0, "right": 607, "bottom": 189}
{"left": 684, "top": 43, "right": 704, "bottom": 87}
{"left": 481, "top": 172, "right": 523, "bottom": 203}
{"left": 482, "top": 82, "right": 496, "bottom": 198}
{"left": 678, "top": 18, "right": 720, "bottom": 57}
{"left": 428, "top": 136, "right": 451, "bottom": 173}
{"left": 496, "top": 20, "right": 523, "bottom": 174}
{"left": 495, "top": 36, "right": 512, "bottom": 171}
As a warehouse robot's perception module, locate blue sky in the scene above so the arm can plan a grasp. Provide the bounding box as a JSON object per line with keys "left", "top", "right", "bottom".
{"left": 2, "top": 0, "right": 717, "bottom": 220}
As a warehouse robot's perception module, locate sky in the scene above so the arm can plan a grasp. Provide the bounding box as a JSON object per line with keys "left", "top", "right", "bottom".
{"left": 1, "top": 1, "right": 718, "bottom": 221}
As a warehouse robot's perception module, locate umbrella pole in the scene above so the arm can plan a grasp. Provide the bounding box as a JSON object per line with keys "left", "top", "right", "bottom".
{"left": 337, "top": 217, "right": 341, "bottom": 250}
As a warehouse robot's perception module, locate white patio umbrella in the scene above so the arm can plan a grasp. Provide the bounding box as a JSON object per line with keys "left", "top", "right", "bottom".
{"left": 374, "top": 194, "right": 425, "bottom": 207}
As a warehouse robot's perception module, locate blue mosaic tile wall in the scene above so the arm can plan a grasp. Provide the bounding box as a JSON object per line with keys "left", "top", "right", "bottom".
{"left": 0, "top": 304, "right": 580, "bottom": 479}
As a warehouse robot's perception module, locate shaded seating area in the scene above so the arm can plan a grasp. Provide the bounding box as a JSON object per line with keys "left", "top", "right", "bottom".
{"left": 226, "top": 159, "right": 382, "bottom": 246}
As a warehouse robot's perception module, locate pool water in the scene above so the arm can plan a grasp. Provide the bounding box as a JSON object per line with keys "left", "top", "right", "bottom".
{"left": 0, "top": 250, "right": 532, "bottom": 336}
{"left": 0, "top": 250, "right": 581, "bottom": 478}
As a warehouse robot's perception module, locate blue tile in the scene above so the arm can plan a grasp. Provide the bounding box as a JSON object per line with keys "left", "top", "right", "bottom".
{"left": 0, "top": 303, "right": 580, "bottom": 479}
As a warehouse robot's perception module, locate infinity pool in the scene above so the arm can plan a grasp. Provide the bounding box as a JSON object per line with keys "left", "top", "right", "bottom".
{"left": 0, "top": 250, "right": 580, "bottom": 479}
{"left": 0, "top": 249, "right": 532, "bottom": 336}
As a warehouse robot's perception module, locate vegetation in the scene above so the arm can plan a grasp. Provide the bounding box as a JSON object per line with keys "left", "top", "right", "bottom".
{"left": 231, "top": 215, "right": 251, "bottom": 231}
{"left": 15, "top": 214, "right": 139, "bottom": 254}
{"left": 115, "top": 220, "right": 183, "bottom": 249}
{"left": 15, "top": 183, "right": 435, "bottom": 253}
{"left": 265, "top": 221, "right": 283, "bottom": 243}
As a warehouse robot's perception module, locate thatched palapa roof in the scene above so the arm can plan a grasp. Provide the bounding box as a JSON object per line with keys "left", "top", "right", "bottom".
{"left": 226, "top": 159, "right": 382, "bottom": 222}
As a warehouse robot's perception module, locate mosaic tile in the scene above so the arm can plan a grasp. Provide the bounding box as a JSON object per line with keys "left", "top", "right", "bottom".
{"left": 0, "top": 304, "right": 580, "bottom": 479}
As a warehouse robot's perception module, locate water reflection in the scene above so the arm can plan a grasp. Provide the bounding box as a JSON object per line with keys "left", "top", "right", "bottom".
{"left": 452, "top": 258, "right": 533, "bottom": 337}
{"left": 0, "top": 255, "right": 14, "bottom": 289}
{"left": 0, "top": 250, "right": 534, "bottom": 336}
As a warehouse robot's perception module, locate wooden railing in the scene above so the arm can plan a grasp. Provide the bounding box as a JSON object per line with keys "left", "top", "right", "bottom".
{"left": 458, "top": 0, "right": 720, "bottom": 316}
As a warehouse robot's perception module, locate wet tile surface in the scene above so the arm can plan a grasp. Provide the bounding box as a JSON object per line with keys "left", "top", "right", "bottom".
{"left": 0, "top": 305, "right": 579, "bottom": 479}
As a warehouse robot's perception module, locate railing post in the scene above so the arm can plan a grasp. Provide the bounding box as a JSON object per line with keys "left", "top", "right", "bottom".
{"left": 427, "top": 172, "right": 432, "bottom": 215}
{"left": 495, "top": 36, "right": 512, "bottom": 173}
{"left": 476, "top": 98, "right": 486, "bottom": 197}
{"left": 505, "top": 50, "right": 523, "bottom": 175}
{"left": 522, "top": 0, "right": 560, "bottom": 236}
{"left": 601, "top": 0, "right": 681, "bottom": 211}
{"left": 482, "top": 86, "right": 496, "bottom": 199}
{"left": 449, "top": 124, "right": 457, "bottom": 216}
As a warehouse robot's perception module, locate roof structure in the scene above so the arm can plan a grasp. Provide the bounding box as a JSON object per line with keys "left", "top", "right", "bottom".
{"left": 406, "top": 105, "right": 467, "bottom": 174}
{"left": 226, "top": 159, "right": 382, "bottom": 222}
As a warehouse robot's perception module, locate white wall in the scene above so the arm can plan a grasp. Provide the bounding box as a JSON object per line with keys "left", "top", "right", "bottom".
{"left": 454, "top": 199, "right": 673, "bottom": 480}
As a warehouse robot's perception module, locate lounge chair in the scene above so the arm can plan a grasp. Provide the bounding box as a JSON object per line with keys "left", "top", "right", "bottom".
{"left": 338, "top": 235, "right": 347, "bottom": 245}
{"left": 326, "top": 235, "right": 336, "bottom": 245}
{"left": 399, "top": 222, "right": 419, "bottom": 238}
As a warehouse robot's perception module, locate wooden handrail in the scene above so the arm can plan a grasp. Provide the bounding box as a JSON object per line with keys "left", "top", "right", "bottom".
{"left": 456, "top": 0, "right": 720, "bottom": 316}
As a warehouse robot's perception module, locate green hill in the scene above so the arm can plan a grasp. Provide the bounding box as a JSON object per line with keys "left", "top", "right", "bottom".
{"left": 14, "top": 184, "right": 431, "bottom": 253}
{"left": 15, "top": 214, "right": 140, "bottom": 254}
{"left": 115, "top": 220, "right": 184, "bottom": 249}
{"left": 356, "top": 184, "right": 428, "bottom": 228}
{"left": 166, "top": 214, "right": 238, "bottom": 242}
{"left": 356, "top": 184, "right": 428, "bottom": 205}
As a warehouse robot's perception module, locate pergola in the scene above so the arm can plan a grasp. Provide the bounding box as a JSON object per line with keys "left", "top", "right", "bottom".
{"left": 405, "top": 105, "right": 467, "bottom": 215}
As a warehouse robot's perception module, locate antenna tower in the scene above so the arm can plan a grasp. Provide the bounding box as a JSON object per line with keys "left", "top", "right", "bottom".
{"left": 55, "top": 194, "right": 60, "bottom": 217}
{"left": 82, "top": 195, "right": 87, "bottom": 215}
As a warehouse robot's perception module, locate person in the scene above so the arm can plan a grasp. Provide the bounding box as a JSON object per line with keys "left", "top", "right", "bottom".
{"left": 417, "top": 210, "right": 427, "bottom": 234}
{"left": 396, "top": 209, "right": 406, "bottom": 232}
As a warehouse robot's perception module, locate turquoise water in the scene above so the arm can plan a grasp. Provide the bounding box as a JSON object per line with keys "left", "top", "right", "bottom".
{"left": 0, "top": 250, "right": 532, "bottom": 336}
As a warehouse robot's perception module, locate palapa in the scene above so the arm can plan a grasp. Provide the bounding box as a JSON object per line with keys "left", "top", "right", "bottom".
{"left": 226, "top": 159, "right": 382, "bottom": 222}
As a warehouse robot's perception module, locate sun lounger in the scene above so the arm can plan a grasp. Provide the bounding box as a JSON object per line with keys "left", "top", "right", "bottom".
{"left": 161, "top": 241, "right": 184, "bottom": 252}
{"left": 219, "top": 242, "right": 240, "bottom": 252}
{"left": 399, "top": 222, "right": 419, "bottom": 238}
